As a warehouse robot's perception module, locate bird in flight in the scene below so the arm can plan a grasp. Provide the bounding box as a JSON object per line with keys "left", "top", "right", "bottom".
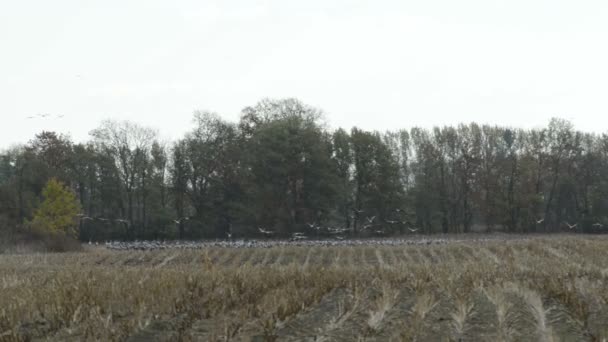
{"left": 385, "top": 219, "right": 399, "bottom": 224}
{"left": 408, "top": 227, "right": 419, "bottom": 233}
{"left": 565, "top": 222, "right": 577, "bottom": 230}
{"left": 536, "top": 218, "right": 544, "bottom": 224}
{"left": 307, "top": 222, "right": 320, "bottom": 230}
{"left": 114, "top": 219, "right": 130, "bottom": 228}
{"left": 173, "top": 217, "right": 190, "bottom": 224}
{"left": 592, "top": 222, "right": 604, "bottom": 228}
{"left": 78, "top": 215, "right": 94, "bottom": 221}
{"left": 366, "top": 216, "right": 376, "bottom": 224}
{"left": 25, "top": 113, "right": 62, "bottom": 119}
{"left": 258, "top": 227, "right": 275, "bottom": 236}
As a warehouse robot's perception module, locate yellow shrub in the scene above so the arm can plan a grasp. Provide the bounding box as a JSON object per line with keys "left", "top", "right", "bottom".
{"left": 32, "top": 178, "right": 81, "bottom": 238}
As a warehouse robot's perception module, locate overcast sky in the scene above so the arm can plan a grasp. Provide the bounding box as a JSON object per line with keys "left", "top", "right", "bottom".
{"left": 2, "top": 0, "right": 608, "bottom": 147}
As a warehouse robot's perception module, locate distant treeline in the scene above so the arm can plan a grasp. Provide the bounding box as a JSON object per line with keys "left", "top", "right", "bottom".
{"left": 1, "top": 98, "right": 607, "bottom": 240}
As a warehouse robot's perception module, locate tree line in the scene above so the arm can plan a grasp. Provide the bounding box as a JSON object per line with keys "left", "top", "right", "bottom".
{"left": 1, "top": 98, "right": 607, "bottom": 241}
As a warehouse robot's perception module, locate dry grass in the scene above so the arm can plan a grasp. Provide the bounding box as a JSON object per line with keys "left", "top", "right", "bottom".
{"left": 1, "top": 235, "right": 608, "bottom": 341}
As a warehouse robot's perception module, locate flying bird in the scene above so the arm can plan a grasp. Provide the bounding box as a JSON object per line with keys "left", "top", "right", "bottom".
{"left": 366, "top": 216, "right": 376, "bottom": 224}
{"left": 173, "top": 217, "right": 190, "bottom": 224}
{"left": 115, "top": 219, "right": 130, "bottom": 227}
{"left": 565, "top": 222, "right": 578, "bottom": 230}
{"left": 385, "top": 219, "right": 399, "bottom": 224}
{"left": 258, "top": 227, "right": 275, "bottom": 236}
{"left": 592, "top": 222, "right": 604, "bottom": 228}
{"left": 291, "top": 233, "right": 307, "bottom": 241}
{"left": 307, "top": 222, "right": 319, "bottom": 230}
{"left": 536, "top": 218, "right": 544, "bottom": 224}
{"left": 408, "top": 227, "right": 419, "bottom": 233}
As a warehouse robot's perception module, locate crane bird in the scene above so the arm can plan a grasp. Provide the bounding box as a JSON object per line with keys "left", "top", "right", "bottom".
{"left": 353, "top": 209, "right": 364, "bottom": 214}
{"left": 291, "top": 232, "right": 307, "bottom": 241}
{"left": 226, "top": 231, "right": 233, "bottom": 239}
{"left": 408, "top": 227, "right": 419, "bottom": 233}
{"left": 366, "top": 216, "right": 376, "bottom": 224}
{"left": 173, "top": 217, "right": 190, "bottom": 225}
{"left": 362, "top": 224, "right": 376, "bottom": 230}
{"left": 307, "top": 222, "right": 321, "bottom": 230}
{"left": 78, "top": 215, "right": 94, "bottom": 222}
{"left": 536, "top": 218, "right": 544, "bottom": 224}
{"left": 115, "top": 219, "right": 130, "bottom": 227}
{"left": 258, "top": 227, "right": 275, "bottom": 236}
{"left": 592, "top": 222, "right": 604, "bottom": 228}
{"left": 565, "top": 222, "right": 578, "bottom": 230}
{"left": 385, "top": 219, "right": 399, "bottom": 225}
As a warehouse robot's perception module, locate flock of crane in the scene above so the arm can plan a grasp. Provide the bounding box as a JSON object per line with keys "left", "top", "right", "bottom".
{"left": 79, "top": 208, "right": 421, "bottom": 241}
{"left": 25, "top": 113, "right": 65, "bottom": 119}
{"left": 535, "top": 218, "right": 606, "bottom": 230}
{"left": 83, "top": 210, "right": 607, "bottom": 252}
{"left": 256, "top": 209, "right": 420, "bottom": 241}
{"left": 103, "top": 236, "right": 500, "bottom": 251}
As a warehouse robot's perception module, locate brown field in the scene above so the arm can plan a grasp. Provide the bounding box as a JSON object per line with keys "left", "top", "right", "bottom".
{"left": 1, "top": 235, "right": 608, "bottom": 341}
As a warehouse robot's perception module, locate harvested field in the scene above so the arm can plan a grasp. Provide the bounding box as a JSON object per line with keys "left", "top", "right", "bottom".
{"left": 1, "top": 235, "right": 608, "bottom": 341}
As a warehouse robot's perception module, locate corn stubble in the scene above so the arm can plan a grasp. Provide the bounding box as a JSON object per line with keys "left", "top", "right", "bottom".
{"left": 1, "top": 236, "right": 608, "bottom": 341}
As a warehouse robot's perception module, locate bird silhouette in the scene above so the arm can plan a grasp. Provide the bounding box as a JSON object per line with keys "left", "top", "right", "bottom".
{"left": 565, "top": 222, "right": 578, "bottom": 230}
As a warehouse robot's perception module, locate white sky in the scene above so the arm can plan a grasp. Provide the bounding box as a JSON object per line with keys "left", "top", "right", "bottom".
{"left": 2, "top": 0, "right": 608, "bottom": 147}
